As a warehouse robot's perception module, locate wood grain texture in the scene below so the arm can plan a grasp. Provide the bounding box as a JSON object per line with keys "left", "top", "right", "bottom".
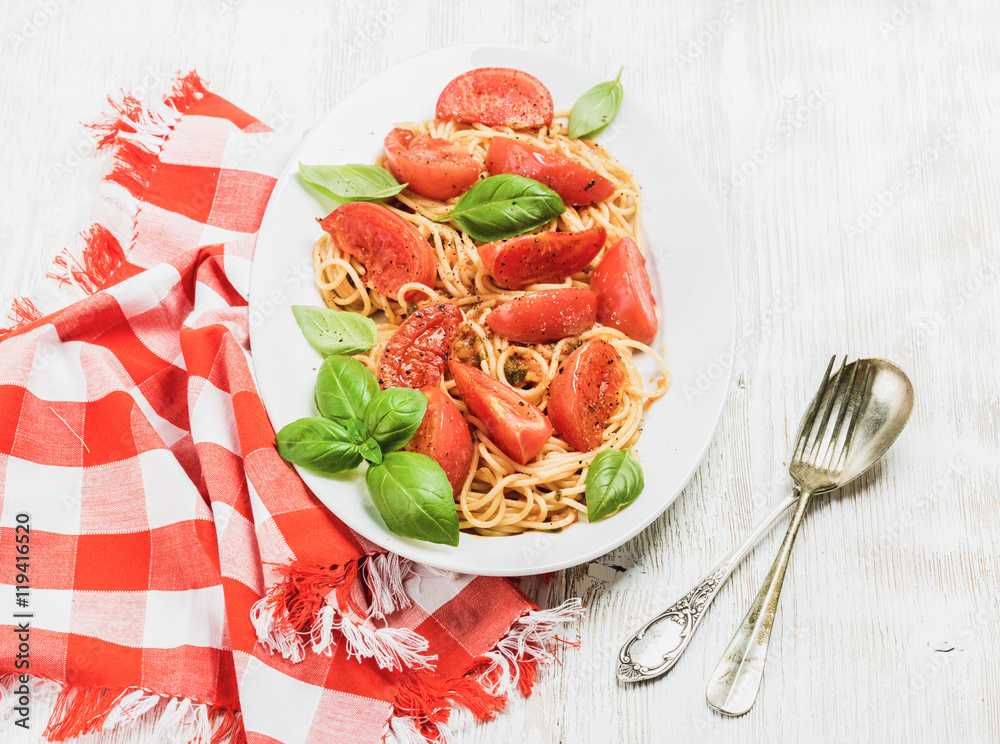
{"left": 1, "top": 1, "right": 997, "bottom": 742}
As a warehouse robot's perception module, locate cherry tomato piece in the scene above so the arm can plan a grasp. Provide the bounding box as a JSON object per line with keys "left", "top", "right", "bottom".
{"left": 486, "top": 288, "right": 597, "bottom": 344}
{"left": 319, "top": 202, "right": 435, "bottom": 302}
{"left": 383, "top": 128, "right": 480, "bottom": 201}
{"left": 406, "top": 387, "right": 474, "bottom": 496}
{"left": 547, "top": 339, "right": 627, "bottom": 452}
{"left": 448, "top": 360, "right": 553, "bottom": 465}
{"left": 485, "top": 136, "right": 616, "bottom": 206}
{"left": 477, "top": 226, "right": 606, "bottom": 290}
{"left": 377, "top": 303, "right": 465, "bottom": 390}
{"left": 436, "top": 68, "right": 553, "bottom": 129}
{"left": 590, "top": 236, "right": 658, "bottom": 345}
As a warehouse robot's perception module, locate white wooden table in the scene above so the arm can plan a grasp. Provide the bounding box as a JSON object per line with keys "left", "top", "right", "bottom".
{"left": 3, "top": 1, "right": 998, "bottom": 742}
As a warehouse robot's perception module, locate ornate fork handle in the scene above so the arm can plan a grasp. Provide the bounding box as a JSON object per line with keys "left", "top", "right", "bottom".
{"left": 617, "top": 491, "right": 798, "bottom": 682}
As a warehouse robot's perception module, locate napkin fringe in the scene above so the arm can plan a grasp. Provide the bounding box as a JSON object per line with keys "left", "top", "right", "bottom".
{"left": 49, "top": 224, "right": 128, "bottom": 295}
{"left": 364, "top": 551, "right": 415, "bottom": 617}
{"left": 0, "top": 298, "right": 43, "bottom": 336}
{"left": 388, "top": 598, "right": 584, "bottom": 743}
{"left": 313, "top": 603, "right": 435, "bottom": 672}
{"left": 89, "top": 70, "right": 208, "bottom": 200}
{"left": 250, "top": 554, "right": 437, "bottom": 671}
{"left": 386, "top": 715, "right": 449, "bottom": 744}
{"left": 0, "top": 674, "right": 242, "bottom": 744}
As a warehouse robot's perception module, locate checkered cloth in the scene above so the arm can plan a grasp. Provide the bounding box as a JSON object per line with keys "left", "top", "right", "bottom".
{"left": 0, "top": 73, "right": 579, "bottom": 744}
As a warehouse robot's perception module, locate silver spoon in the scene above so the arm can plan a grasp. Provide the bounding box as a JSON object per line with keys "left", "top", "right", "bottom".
{"left": 617, "top": 357, "right": 913, "bottom": 687}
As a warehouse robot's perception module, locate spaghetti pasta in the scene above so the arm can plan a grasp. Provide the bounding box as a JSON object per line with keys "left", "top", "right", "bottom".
{"left": 312, "top": 112, "right": 670, "bottom": 536}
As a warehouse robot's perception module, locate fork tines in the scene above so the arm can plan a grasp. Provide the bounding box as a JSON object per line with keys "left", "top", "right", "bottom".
{"left": 794, "top": 355, "right": 872, "bottom": 473}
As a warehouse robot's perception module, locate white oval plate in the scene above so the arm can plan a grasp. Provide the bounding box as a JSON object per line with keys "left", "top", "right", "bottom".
{"left": 250, "top": 44, "right": 734, "bottom": 576}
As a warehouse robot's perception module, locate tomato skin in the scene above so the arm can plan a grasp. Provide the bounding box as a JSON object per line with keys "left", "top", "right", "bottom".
{"left": 485, "top": 137, "right": 616, "bottom": 206}
{"left": 378, "top": 303, "right": 465, "bottom": 390}
{"left": 486, "top": 288, "right": 597, "bottom": 344}
{"left": 547, "top": 339, "right": 627, "bottom": 452}
{"left": 590, "top": 236, "right": 658, "bottom": 345}
{"left": 477, "top": 226, "right": 606, "bottom": 290}
{"left": 406, "top": 387, "right": 473, "bottom": 496}
{"left": 383, "top": 128, "right": 480, "bottom": 201}
{"left": 436, "top": 68, "right": 553, "bottom": 129}
{"left": 447, "top": 360, "right": 553, "bottom": 465}
{"left": 319, "top": 202, "right": 435, "bottom": 302}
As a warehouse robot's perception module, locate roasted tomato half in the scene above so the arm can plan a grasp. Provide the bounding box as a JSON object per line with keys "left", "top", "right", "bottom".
{"left": 319, "top": 202, "right": 435, "bottom": 302}
{"left": 448, "top": 360, "right": 553, "bottom": 465}
{"left": 547, "top": 339, "right": 627, "bottom": 452}
{"left": 435, "top": 68, "right": 553, "bottom": 129}
{"left": 477, "top": 226, "right": 606, "bottom": 290}
{"left": 377, "top": 302, "right": 465, "bottom": 390}
{"left": 383, "top": 128, "right": 480, "bottom": 201}
{"left": 590, "top": 236, "right": 658, "bottom": 345}
{"left": 485, "top": 136, "right": 615, "bottom": 206}
{"left": 486, "top": 288, "right": 597, "bottom": 344}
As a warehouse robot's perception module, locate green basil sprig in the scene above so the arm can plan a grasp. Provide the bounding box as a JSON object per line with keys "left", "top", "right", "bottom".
{"left": 315, "top": 355, "right": 378, "bottom": 425}
{"left": 364, "top": 388, "right": 428, "bottom": 453}
{"left": 436, "top": 174, "right": 565, "bottom": 242}
{"left": 568, "top": 67, "right": 624, "bottom": 140}
{"left": 292, "top": 305, "right": 378, "bottom": 357}
{"left": 275, "top": 417, "right": 365, "bottom": 474}
{"left": 299, "top": 162, "right": 407, "bottom": 202}
{"left": 275, "top": 348, "right": 460, "bottom": 545}
{"left": 585, "top": 447, "right": 644, "bottom": 521}
{"left": 366, "top": 452, "right": 460, "bottom": 546}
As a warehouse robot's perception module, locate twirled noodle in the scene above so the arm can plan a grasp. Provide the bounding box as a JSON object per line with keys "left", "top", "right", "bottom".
{"left": 313, "top": 112, "right": 670, "bottom": 536}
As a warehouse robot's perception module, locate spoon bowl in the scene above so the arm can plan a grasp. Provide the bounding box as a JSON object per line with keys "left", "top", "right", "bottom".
{"left": 837, "top": 358, "right": 914, "bottom": 483}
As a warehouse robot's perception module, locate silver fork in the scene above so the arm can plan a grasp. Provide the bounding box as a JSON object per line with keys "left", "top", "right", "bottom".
{"left": 704, "top": 356, "right": 872, "bottom": 716}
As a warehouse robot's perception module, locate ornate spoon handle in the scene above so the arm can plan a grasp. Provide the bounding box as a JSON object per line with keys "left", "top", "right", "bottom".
{"left": 617, "top": 491, "right": 798, "bottom": 682}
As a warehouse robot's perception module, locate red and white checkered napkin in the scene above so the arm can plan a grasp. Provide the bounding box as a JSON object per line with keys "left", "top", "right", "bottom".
{"left": 0, "top": 74, "right": 580, "bottom": 744}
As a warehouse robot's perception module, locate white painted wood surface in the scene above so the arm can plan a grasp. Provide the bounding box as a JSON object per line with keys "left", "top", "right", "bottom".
{"left": 2, "top": 1, "right": 998, "bottom": 742}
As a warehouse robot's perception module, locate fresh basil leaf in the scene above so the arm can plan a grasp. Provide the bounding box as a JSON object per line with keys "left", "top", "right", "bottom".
{"left": 275, "top": 417, "right": 364, "bottom": 474}
{"left": 315, "top": 356, "right": 379, "bottom": 426}
{"left": 568, "top": 67, "right": 624, "bottom": 140}
{"left": 292, "top": 305, "right": 378, "bottom": 357}
{"left": 437, "top": 174, "right": 565, "bottom": 242}
{"left": 366, "top": 452, "right": 459, "bottom": 546}
{"left": 359, "top": 438, "right": 384, "bottom": 465}
{"left": 364, "top": 388, "right": 427, "bottom": 453}
{"left": 299, "top": 162, "right": 407, "bottom": 202}
{"left": 585, "top": 448, "right": 644, "bottom": 522}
